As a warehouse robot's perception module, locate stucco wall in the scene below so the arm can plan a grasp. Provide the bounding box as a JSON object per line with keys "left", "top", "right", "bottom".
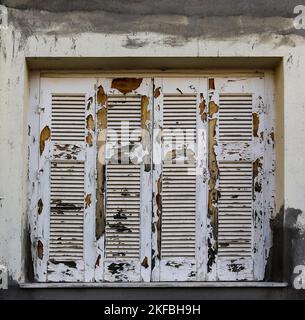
{"left": 1, "top": 0, "right": 305, "bottom": 298}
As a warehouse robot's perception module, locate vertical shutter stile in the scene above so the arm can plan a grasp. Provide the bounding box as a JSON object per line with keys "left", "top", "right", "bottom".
{"left": 39, "top": 78, "right": 96, "bottom": 282}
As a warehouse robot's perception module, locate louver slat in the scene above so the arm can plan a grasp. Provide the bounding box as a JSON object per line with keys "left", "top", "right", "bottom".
{"left": 49, "top": 94, "right": 86, "bottom": 262}
{"left": 105, "top": 95, "right": 142, "bottom": 259}
{"left": 161, "top": 94, "right": 197, "bottom": 258}
{"left": 51, "top": 94, "right": 86, "bottom": 142}
{"left": 218, "top": 162, "right": 253, "bottom": 258}
{"left": 218, "top": 94, "right": 252, "bottom": 142}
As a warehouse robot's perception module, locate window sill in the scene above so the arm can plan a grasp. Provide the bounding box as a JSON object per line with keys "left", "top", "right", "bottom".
{"left": 20, "top": 282, "right": 288, "bottom": 289}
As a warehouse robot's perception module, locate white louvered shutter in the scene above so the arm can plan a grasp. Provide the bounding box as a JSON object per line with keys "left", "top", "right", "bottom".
{"left": 38, "top": 78, "right": 96, "bottom": 282}
{"left": 95, "top": 78, "right": 152, "bottom": 282}
{"left": 152, "top": 78, "right": 208, "bottom": 281}
{"left": 207, "top": 77, "right": 267, "bottom": 281}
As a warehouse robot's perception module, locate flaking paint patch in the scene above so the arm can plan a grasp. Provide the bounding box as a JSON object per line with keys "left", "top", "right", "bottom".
{"left": 253, "top": 158, "right": 262, "bottom": 181}
{"left": 86, "top": 114, "right": 95, "bottom": 131}
{"left": 209, "top": 101, "right": 219, "bottom": 117}
{"left": 141, "top": 256, "right": 149, "bottom": 269}
{"left": 253, "top": 113, "right": 259, "bottom": 138}
{"left": 86, "top": 96, "right": 93, "bottom": 110}
{"left": 86, "top": 132, "right": 93, "bottom": 146}
{"left": 199, "top": 94, "right": 207, "bottom": 123}
{"left": 37, "top": 198, "right": 43, "bottom": 215}
{"left": 95, "top": 254, "right": 101, "bottom": 267}
{"left": 208, "top": 118, "right": 219, "bottom": 190}
{"left": 37, "top": 240, "right": 43, "bottom": 260}
{"left": 97, "top": 85, "right": 107, "bottom": 105}
{"left": 96, "top": 162, "right": 105, "bottom": 239}
{"left": 154, "top": 87, "right": 161, "bottom": 98}
{"left": 97, "top": 108, "right": 107, "bottom": 130}
{"left": 141, "top": 95, "right": 150, "bottom": 130}
{"left": 156, "top": 175, "right": 162, "bottom": 260}
{"left": 85, "top": 194, "right": 91, "bottom": 209}
{"left": 111, "top": 78, "right": 142, "bottom": 94}
{"left": 209, "top": 79, "right": 215, "bottom": 90}
{"left": 39, "top": 125, "right": 51, "bottom": 155}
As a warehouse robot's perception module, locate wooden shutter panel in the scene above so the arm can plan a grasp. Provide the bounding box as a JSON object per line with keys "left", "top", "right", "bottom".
{"left": 37, "top": 78, "right": 96, "bottom": 282}
{"left": 207, "top": 77, "right": 274, "bottom": 281}
{"left": 95, "top": 78, "right": 152, "bottom": 282}
{"left": 152, "top": 78, "right": 208, "bottom": 281}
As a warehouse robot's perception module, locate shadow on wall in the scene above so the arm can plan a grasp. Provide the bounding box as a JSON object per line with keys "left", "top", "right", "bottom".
{"left": 265, "top": 206, "right": 305, "bottom": 286}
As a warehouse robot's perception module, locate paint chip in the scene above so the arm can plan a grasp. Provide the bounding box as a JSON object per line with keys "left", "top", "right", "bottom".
{"left": 85, "top": 194, "right": 91, "bottom": 209}
{"left": 37, "top": 240, "right": 43, "bottom": 259}
{"left": 86, "top": 115, "right": 95, "bottom": 131}
{"left": 111, "top": 78, "right": 142, "bottom": 94}
{"left": 97, "top": 85, "right": 107, "bottom": 105}
{"left": 39, "top": 126, "right": 51, "bottom": 155}
{"left": 37, "top": 199, "right": 43, "bottom": 215}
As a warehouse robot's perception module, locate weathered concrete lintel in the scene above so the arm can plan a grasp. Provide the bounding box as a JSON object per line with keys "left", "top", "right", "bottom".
{"left": 27, "top": 57, "right": 282, "bottom": 71}
{"left": 20, "top": 282, "right": 288, "bottom": 289}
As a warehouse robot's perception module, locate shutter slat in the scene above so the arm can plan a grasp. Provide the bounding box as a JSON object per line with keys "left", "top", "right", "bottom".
{"left": 49, "top": 162, "right": 85, "bottom": 262}
{"left": 161, "top": 93, "right": 197, "bottom": 259}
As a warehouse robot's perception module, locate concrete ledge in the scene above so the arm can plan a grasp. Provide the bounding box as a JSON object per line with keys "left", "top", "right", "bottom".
{"left": 20, "top": 282, "right": 288, "bottom": 289}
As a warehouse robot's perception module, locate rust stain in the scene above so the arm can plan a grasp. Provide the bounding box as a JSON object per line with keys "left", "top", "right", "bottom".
{"left": 253, "top": 113, "right": 259, "bottom": 138}
{"left": 86, "top": 132, "right": 93, "bottom": 146}
{"left": 97, "top": 108, "right": 107, "bottom": 130}
{"left": 97, "top": 85, "right": 107, "bottom": 105}
{"left": 39, "top": 125, "right": 51, "bottom": 155}
{"left": 154, "top": 87, "right": 161, "bottom": 98}
{"left": 37, "top": 240, "right": 43, "bottom": 260}
{"left": 199, "top": 94, "right": 207, "bottom": 123}
{"left": 85, "top": 194, "right": 91, "bottom": 209}
{"left": 209, "top": 101, "right": 219, "bottom": 117}
{"left": 86, "top": 114, "right": 95, "bottom": 131}
{"left": 209, "top": 78, "right": 215, "bottom": 90}
{"left": 37, "top": 199, "right": 43, "bottom": 215}
{"left": 111, "top": 78, "right": 142, "bottom": 94}
{"left": 141, "top": 256, "right": 149, "bottom": 269}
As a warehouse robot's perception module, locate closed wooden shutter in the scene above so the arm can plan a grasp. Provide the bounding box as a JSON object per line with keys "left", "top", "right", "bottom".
{"left": 207, "top": 77, "right": 270, "bottom": 281}
{"left": 29, "top": 75, "right": 274, "bottom": 283}
{"left": 95, "top": 78, "right": 152, "bottom": 282}
{"left": 152, "top": 78, "right": 208, "bottom": 281}
{"left": 37, "top": 78, "right": 96, "bottom": 282}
